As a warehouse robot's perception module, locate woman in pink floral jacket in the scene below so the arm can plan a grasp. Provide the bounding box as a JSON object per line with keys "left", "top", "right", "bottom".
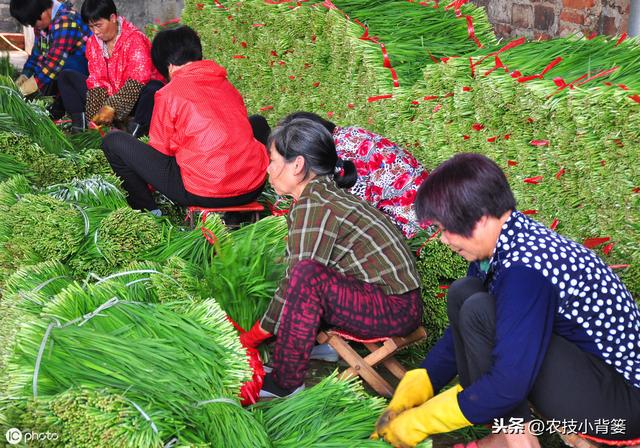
{"left": 279, "top": 112, "right": 428, "bottom": 237}
{"left": 57, "top": 0, "right": 164, "bottom": 135}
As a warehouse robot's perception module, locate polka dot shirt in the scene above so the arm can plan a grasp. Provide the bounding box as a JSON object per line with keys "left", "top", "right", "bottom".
{"left": 493, "top": 211, "right": 640, "bottom": 388}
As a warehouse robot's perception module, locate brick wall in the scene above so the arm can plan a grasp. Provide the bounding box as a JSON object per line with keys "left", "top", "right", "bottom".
{"left": 473, "top": 0, "right": 630, "bottom": 40}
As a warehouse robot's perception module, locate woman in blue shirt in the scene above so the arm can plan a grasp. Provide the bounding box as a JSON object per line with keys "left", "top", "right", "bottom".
{"left": 374, "top": 153, "right": 640, "bottom": 447}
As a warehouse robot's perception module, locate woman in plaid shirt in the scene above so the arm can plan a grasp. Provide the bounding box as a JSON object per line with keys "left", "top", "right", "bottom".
{"left": 10, "top": 0, "right": 90, "bottom": 98}
{"left": 239, "top": 117, "right": 423, "bottom": 398}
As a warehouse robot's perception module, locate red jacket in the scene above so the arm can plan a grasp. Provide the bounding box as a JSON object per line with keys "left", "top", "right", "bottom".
{"left": 148, "top": 60, "right": 268, "bottom": 198}
{"left": 85, "top": 18, "right": 162, "bottom": 95}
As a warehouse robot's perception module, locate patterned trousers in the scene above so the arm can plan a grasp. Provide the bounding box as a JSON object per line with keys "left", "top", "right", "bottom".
{"left": 272, "top": 259, "right": 423, "bottom": 389}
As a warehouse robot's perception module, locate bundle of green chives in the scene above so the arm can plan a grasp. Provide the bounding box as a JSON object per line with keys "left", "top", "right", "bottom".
{"left": 147, "top": 213, "right": 230, "bottom": 268}
{"left": 0, "top": 194, "right": 85, "bottom": 271}
{"left": 252, "top": 373, "right": 388, "bottom": 447}
{"left": 2, "top": 260, "right": 72, "bottom": 316}
{"left": 0, "top": 76, "right": 73, "bottom": 155}
{"left": 68, "top": 207, "right": 166, "bottom": 278}
{"left": 182, "top": 0, "right": 383, "bottom": 127}
{"left": 201, "top": 215, "right": 287, "bottom": 329}
{"left": 0, "top": 152, "right": 29, "bottom": 181}
{"left": 43, "top": 175, "right": 128, "bottom": 210}
{"left": 333, "top": 0, "right": 496, "bottom": 87}
{"left": 0, "top": 174, "right": 31, "bottom": 207}
{"left": 0, "top": 132, "right": 112, "bottom": 188}
{"left": 149, "top": 256, "right": 205, "bottom": 304}
{"left": 0, "top": 261, "right": 71, "bottom": 377}
{"left": 3, "top": 289, "right": 257, "bottom": 446}
{"left": 16, "top": 387, "right": 168, "bottom": 448}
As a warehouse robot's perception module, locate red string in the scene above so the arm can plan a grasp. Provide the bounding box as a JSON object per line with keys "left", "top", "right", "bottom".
{"left": 268, "top": 198, "right": 291, "bottom": 216}
{"left": 517, "top": 57, "right": 562, "bottom": 83}
{"left": 465, "top": 15, "right": 482, "bottom": 48}
{"left": 367, "top": 94, "right": 393, "bottom": 102}
{"left": 201, "top": 227, "right": 218, "bottom": 245}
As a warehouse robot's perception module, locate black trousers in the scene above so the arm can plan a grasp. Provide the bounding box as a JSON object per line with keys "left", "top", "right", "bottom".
{"left": 448, "top": 276, "right": 640, "bottom": 441}
{"left": 57, "top": 69, "right": 163, "bottom": 128}
{"left": 102, "top": 130, "right": 266, "bottom": 211}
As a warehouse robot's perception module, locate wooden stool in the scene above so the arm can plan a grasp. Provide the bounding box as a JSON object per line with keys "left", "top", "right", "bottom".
{"left": 316, "top": 326, "right": 427, "bottom": 398}
{"left": 186, "top": 202, "right": 265, "bottom": 228}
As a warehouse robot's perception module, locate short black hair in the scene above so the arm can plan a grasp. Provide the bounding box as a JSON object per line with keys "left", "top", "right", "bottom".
{"left": 415, "top": 153, "right": 516, "bottom": 237}
{"left": 268, "top": 118, "right": 357, "bottom": 189}
{"left": 10, "top": 0, "right": 53, "bottom": 27}
{"left": 151, "top": 25, "right": 203, "bottom": 79}
{"left": 81, "top": 0, "right": 117, "bottom": 24}
{"left": 278, "top": 111, "right": 337, "bottom": 134}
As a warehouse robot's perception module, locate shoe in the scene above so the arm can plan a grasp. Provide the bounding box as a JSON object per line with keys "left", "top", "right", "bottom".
{"left": 70, "top": 112, "right": 87, "bottom": 134}
{"left": 309, "top": 343, "right": 339, "bottom": 362}
{"left": 258, "top": 373, "right": 305, "bottom": 399}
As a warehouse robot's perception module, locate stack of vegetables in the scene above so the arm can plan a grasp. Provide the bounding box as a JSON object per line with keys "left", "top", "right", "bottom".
{"left": 182, "top": 0, "right": 639, "bottom": 301}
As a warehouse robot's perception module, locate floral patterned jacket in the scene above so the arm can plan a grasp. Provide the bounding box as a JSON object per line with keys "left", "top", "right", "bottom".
{"left": 333, "top": 126, "right": 428, "bottom": 238}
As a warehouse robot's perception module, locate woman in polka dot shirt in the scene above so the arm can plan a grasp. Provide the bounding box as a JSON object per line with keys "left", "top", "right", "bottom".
{"left": 373, "top": 153, "right": 640, "bottom": 448}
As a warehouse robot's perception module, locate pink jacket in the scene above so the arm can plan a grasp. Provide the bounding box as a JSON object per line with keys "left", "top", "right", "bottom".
{"left": 85, "top": 18, "right": 162, "bottom": 95}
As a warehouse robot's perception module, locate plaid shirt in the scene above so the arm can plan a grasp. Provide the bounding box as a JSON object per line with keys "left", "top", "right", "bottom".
{"left": 22, "top": 2, "right": 91, "bottom": 88}
{"left": 261, "top": 176, "right": 421, "bottom": 334}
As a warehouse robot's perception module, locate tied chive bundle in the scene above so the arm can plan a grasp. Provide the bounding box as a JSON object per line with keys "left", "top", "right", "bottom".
{"left": 253, "top": 373, "right": 388, "bottom": 447}
{"left": 148, "top": 213, "right": 230, "bottom": 267}
{"left": 69, "top": 207, "right": 166, "bottom": 278}
{"left": 0, "top": 132, "right": 113, "bottom": 188}
{"left": 201, "top": 215, "right": 288, "bottom": 329}
{"left": 0, "top": 194, "right": 84, "bottom": 270}
{"left": 43, "top": 175, "right": 128, "bottom": 210}
{"left": 3, "top": 286, "right": 257, "bottom": 446}
{"left": 0, "top": 76, "right": 73, "bottom": 155}
{"left": 18, "top": 388, "right": 167, "bottom": 448}
{"left": 334, "top": 0, "right": 496, "bottom": 87}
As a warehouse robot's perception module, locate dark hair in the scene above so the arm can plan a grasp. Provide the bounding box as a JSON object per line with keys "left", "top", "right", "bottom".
{"left": 268, "top": 118, "right": 357, "bottom": 189}
{"left": 10, "top": 0, "right": 53, "bottom": 27}
{"left": 81, "top": 0, "right": 117, "bottom": 24}
{"left": 278, "top": 111, "right": 337, "bottom": 134}
{"left": 151, "top": 25, "right": 203, "bottom": 79}
{"left": 415, "top": 153, "right": 516, "bottom": 237}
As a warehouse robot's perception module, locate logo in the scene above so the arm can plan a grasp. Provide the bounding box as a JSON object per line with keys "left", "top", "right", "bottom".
{"left": 5, "top": 428, "right": 22, "bottom": 445}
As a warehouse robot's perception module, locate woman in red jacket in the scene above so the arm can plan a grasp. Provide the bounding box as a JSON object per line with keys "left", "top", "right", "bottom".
{"left": 101, "top": 26, "right": 269, "bottom": 216}
{"left": 57, "top": 0, "right": 164, "bottom": 135}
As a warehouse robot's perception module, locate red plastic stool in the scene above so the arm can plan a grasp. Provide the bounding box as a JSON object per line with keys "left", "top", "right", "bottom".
{"left": 186, "top": 202, "right": 265, "bottom": 227}
{"left": 558, "top": 432, "right": 640, "bottom": 448}
{"left": 316, "top": 326, "right": 427, "bottom": 398}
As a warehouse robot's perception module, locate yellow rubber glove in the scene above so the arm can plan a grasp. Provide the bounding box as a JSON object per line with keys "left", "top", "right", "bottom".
{"left": 92, "top": 105, "right": 116, "bottom": 126}
{"left": 380, "top": 384, "right": 472, "bottom": 448}
{"left": 18, "top": 77, "right": 38, "bottom": 96}
{"left": 15, "top": 74, "right": 28, "bottom": 87}
{"left": 374, "top": 369, "right": 434, "bottom": 437}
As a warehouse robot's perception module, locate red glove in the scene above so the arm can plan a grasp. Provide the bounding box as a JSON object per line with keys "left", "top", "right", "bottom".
{"left": 239, "top": 320, "right": 272, "bottom": 349}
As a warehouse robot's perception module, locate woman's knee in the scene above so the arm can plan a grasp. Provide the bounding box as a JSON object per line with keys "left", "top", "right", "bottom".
{"left": 447, "top": 276, "right": 486, "bottom": 317}
{"left": 458, "top": 292, "right": 495, "bottom": 335}
{"left": 289, "top": 259, "right": 327, "bottom": 283}
{"left": 102, "top": 130, "right": 129, "bottom": 153}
